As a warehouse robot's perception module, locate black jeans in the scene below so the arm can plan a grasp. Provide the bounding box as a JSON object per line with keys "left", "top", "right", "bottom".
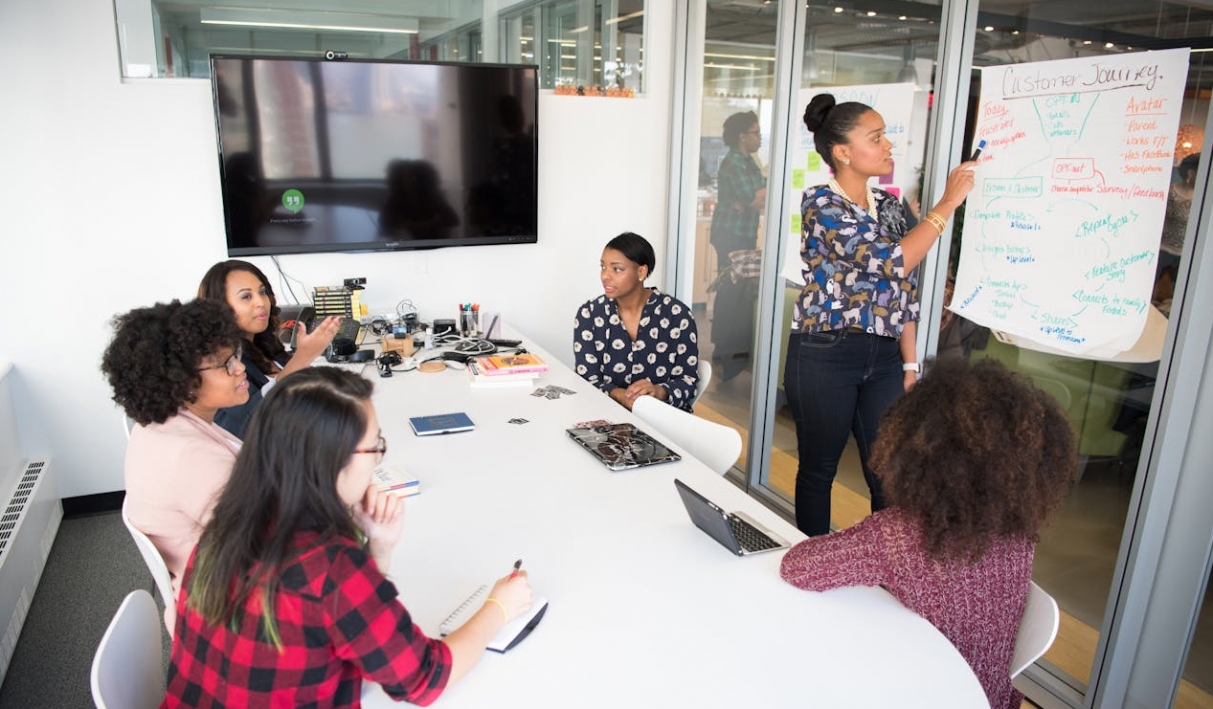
{"left": 784, "top": 329, "right": 903, "bottom": 536}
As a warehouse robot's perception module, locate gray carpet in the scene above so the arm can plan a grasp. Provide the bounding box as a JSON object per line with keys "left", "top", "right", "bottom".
{"left": 0, "top": 511, "right": 170, "bottom": 709}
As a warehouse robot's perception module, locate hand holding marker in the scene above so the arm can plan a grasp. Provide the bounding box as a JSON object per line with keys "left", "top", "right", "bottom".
{"left": 970, "top": 139, "right": 987, "bottom": 162}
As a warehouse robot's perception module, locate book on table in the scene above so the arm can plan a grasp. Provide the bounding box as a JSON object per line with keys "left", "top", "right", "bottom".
{"left": 409, "top": 412, "right": 476, "bottom": 435}
{"left": 466, "top": 364, "right": 536, "bottom": 388}
{"left": 473, "top": 353, "right": 548, "bottom": 376}
{"left": 373, "top": 464, "right": 420, "bottom": 497}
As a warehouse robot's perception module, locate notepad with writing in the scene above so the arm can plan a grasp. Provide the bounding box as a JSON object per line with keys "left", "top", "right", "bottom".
{"left": 438, "top": 585, "right": 549, "bottom": 653}
{"left": 409, "top": 412, "right": 475, "bottom": 436}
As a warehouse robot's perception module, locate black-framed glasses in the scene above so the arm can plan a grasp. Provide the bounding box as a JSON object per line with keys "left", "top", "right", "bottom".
{"left": 354, "top": 434, "right": 388, "bottom": 464}
{"left": 196, "top": 347, "right": 243, "bottom": 377}
{"left": 744, "top": 128, "right": 761, "bottom": 136}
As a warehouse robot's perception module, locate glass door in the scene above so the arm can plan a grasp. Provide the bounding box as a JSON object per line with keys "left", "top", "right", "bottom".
{"left": 943, "top": 1, "right": 1213, "bottom": 700}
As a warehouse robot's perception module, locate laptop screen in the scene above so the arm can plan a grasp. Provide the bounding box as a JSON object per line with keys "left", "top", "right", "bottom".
{"left": 674, "top": 479, "right": 742, "bottom": 555}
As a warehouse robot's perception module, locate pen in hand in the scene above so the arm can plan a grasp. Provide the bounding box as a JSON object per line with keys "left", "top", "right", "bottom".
{"left": 970, "top": 139, "right": 987, "bottom": 162}
{"left": 509, "top": 559, "right": 522, "bottom": 579}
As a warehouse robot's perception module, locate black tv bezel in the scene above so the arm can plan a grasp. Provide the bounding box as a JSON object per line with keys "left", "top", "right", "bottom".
{"left": 209, "top": 53, "right": 540, "bottom": 257}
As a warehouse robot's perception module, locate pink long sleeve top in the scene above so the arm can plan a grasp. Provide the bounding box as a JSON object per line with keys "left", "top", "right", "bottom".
{"left": 779, "top": 508, "right": 1033, "bottom": 709}
{"left": 124, "top": 409, "right": 241, "bottom": 595}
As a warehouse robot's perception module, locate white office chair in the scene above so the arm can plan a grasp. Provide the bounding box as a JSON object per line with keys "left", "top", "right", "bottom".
{"left": 90, "top": 589, "right": 165, "bottom": 709}
{"left": 1010, "top": 581, "right": 1060, "bottom": 678}
{"left": 632, "top": 395, "right": 741, "bottom": 475}
{"left": 692, "top": 359, "right": 712, "bottom": 406}
{"left": 122, "top": 412, "right": 135, "bottom": 441}
{"left": 121, "top": 498, "right": 176, "bottom": 630}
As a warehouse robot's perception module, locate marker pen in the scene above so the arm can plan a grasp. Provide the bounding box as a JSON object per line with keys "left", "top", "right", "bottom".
{"left": 970, "top": 139, "right": 987, "bottom": 161}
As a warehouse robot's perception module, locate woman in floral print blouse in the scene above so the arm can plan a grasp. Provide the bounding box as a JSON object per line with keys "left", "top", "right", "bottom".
{"left": 574, "top": 232, "right": 700, "bottom": 412}
{"left": 785, "top": 93, "right": 976, "bottom": 536}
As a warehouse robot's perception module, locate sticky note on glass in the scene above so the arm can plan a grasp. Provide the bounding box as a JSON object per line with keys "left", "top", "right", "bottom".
{"left": 792, "top": 169, "right": 805, "bottom": 189}
{"left": 807, "top": 153, "right": 821, "bottom": 171}
{"left": 791, "top": 213, "right": 802, "bottom": 233}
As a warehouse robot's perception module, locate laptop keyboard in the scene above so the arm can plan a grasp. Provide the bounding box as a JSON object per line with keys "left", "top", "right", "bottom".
{"left": 728, "top": 515, "right": 781, "bottom": 552}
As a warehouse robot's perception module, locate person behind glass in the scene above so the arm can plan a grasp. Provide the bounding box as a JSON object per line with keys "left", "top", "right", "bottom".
{"left": 100, "top": 299, "right": 248, "bottom": 632}
{"left": 198, "top": 259, "right": 341, "bottom": 439}
{"left": 165, "top": 368, "right": 533, "bottom": 708}
{"left": 574, "top": 232, "right": 700, "bottom": 411}
{"left": 786, "top": 94, "right": 976, "bottom": 536}
{"left": 780, "top": 358, "right": 1076, "bottom": 709}
{"left": 709, "top": 111, "right": 767, "bottom": 382}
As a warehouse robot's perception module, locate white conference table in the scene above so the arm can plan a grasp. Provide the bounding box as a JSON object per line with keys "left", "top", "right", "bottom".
{"left": 358, "top": 338, "right": 988, "bottom": 709}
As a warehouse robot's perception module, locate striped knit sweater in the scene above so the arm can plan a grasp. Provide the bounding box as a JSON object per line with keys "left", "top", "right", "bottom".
{"left": 779, "top": 508, "right": 1032, "bottom": 709}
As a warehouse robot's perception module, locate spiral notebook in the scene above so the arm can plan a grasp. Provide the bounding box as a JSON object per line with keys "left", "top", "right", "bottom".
{"left": 438, "top": 585, "right": 549, "bottom": 653}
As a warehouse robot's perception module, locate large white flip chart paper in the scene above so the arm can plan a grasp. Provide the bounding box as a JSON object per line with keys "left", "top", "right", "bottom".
{"left": 950, "top": 49, "right": 1189, "bottom": 358}
{"left": 783, "top": 83, "right": 916, "bottom": 284}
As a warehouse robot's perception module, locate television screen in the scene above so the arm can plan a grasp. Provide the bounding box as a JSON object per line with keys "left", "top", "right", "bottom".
{"left": 210, "top": 55, "right": 538, "bottom": 255}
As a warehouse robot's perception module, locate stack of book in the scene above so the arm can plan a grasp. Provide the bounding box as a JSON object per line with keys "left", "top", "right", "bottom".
{"left": 467, "top": 353, "right": 548, "bottom": 388}
{"left": 373, "top": 464, "right": 420, "bottom": 498}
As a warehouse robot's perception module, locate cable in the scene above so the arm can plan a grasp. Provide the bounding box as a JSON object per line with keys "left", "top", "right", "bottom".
{"left": 270, "top": 255, "right": 308, "bottom": 304}
{"left": 453, "top": 338, "right": 496, "bottom": 355}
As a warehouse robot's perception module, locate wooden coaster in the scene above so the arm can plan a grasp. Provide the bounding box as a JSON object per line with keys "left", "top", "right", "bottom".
{"left": 418, "top": 360, "right": 446, "bottom": 373}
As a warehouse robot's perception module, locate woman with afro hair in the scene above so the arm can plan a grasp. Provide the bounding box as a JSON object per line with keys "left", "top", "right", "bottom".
{"left": 101, "top": 298, "right": 249, "bottom": 630}
{"left": 780, "top": 358, "right": 1076, "bottom": 709}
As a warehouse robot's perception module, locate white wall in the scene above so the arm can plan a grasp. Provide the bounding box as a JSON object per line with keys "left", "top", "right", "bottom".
{"left": 0, "top": 0, "right": 676, "bottom": 498}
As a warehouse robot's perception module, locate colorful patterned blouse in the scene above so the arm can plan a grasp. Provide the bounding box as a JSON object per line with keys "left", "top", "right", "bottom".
{"left": 573, "top": 289, "right": 700, "bottom": 411}
{"left": 792, "top": 185, "right": 918, "bottom": 338}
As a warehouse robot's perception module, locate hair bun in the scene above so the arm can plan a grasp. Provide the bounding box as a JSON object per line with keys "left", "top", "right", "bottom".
{"left": 803, "top": 93, "right": 837, "bottom": 132}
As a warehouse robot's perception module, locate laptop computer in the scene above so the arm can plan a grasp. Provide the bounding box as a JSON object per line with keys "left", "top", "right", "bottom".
{"left": 674, "top": 479, "right": 791, "bottom": 556}
{"left": 565, "top": 423, "right": 681, "bottom": 471}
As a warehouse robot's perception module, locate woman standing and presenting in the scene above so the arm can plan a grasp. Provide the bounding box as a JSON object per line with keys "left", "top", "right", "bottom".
{"left": 198, "top": 259, "right": 341, "bottom": 438}
{"left": 166, "top": 368, "right": 533, "bottom": 708}
{"left": 781, "top": 358, "right": 1076, "bottom": 709}
{"left": 709, "top": 111, "right": 766, "bottom": 381}
{"left": 574, "top": 232, "right": 700, "bottom": 411}
{"left": 786, "top": 94, "right": 976, "bottom": 536}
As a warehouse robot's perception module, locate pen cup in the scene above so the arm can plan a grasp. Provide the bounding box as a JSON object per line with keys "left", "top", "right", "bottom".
{"left": 460, "top": 310, "right": 478, "bottom": 337}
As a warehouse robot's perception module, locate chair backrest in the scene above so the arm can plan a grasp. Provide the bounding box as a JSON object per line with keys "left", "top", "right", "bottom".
{"left": 122, "top": 413, "right": 135, "bottom": 441}
{"left": 632, "top": 395, "right": 741, "bottom": 475}
{"left": 1010, "top": 581, "right": 1060, "bottom": 679}
{"left": 121, "top": 498, "right": 177, "bottom": 616}
{"left": 693, "top": 359, "right": 712, "bottom": 406}
{"left": 91, "top": 589, "right": 165, "bottom": 709}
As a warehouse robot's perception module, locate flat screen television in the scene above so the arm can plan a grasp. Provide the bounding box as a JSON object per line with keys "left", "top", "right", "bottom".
{"left": 210, "top": 55, "right": 538, "bottom": 256}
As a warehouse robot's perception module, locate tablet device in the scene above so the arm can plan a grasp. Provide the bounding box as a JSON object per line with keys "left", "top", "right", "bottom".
{"left": 409, "top": 412, "right": 475, "bottom": 436}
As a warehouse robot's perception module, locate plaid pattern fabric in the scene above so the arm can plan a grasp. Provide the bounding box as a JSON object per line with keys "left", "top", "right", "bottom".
{"left": 709, "top": 148, "right": 766, "bottom": 256}
{"left": 792, "top": 185, "right": 919, "bottom": 338}
{"left": 164, "top": 533, "right": 452, "bottom": 708}
{"left": 573, "top": 290, "right": 700, "bottom": 411}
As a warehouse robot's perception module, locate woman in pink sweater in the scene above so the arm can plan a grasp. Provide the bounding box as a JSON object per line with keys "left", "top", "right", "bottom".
{"left": 780, "top": 358, "right": 1075, "bottom": 709}
{"left": 102, "top": 299, "right": 249, "bottom": 630}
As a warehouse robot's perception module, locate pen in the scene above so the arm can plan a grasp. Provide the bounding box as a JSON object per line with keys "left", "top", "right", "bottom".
{"left": 509, "top": 559, "right": 522, "bottom": 579}
{"left": 970, "top": 139, "right": 987, "bottom": 162}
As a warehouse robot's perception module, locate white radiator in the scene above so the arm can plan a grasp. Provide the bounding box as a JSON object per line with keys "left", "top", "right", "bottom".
{"left": 0, "top": 458, "right": 61, "bottom": 687}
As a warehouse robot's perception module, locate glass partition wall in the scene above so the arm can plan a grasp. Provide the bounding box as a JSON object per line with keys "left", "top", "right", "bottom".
{"left": 682, "top": 1, "right": 1213, "bottom": 707}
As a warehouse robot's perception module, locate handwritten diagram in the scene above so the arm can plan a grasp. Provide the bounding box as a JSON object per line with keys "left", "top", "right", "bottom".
{"left": 950, "top": 49, "right": 1189, "bottom": 358}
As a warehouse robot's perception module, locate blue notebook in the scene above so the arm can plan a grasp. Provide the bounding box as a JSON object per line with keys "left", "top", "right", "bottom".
{"left": 409, "top": 412, "right": 476, "bottom": 436}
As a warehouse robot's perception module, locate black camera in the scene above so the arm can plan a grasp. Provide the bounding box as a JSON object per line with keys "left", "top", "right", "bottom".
{"left": 324, "top": 50, "right": 348, "bottom": 61}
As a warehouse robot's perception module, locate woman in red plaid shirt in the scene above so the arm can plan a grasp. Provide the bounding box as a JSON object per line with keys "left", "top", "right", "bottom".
{"left": 164, "top": 367, "right": 532, "bottom": 708}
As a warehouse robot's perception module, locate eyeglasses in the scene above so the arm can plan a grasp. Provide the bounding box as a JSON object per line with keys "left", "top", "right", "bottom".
{"left": 354, "top": 434, "right": 388, "bottom": 464}
{"left": 196, "top": 347, "right": 243, "bottom": 377}
{"left": 744, "top": 129, "right": 762, "bottom": 136}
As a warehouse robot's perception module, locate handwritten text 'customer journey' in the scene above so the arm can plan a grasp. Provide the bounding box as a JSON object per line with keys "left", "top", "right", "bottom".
{"left": 950, "top": 48, "right": 1189, "bottom": 357}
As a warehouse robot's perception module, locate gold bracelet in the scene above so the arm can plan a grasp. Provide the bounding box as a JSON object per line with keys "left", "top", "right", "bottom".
{"left": 923, "top": 211, "right": 948, "bottom": 233}
{"left": 485, "top": 597, "right": 509, "bottom": 623}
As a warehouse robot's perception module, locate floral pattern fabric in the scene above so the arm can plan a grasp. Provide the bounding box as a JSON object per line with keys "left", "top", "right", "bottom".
{"left": 793, "top": 185, "right": 918, "bottom": 338}
{"left": 573, "top": 290, "right": 700, "bottom": 411}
